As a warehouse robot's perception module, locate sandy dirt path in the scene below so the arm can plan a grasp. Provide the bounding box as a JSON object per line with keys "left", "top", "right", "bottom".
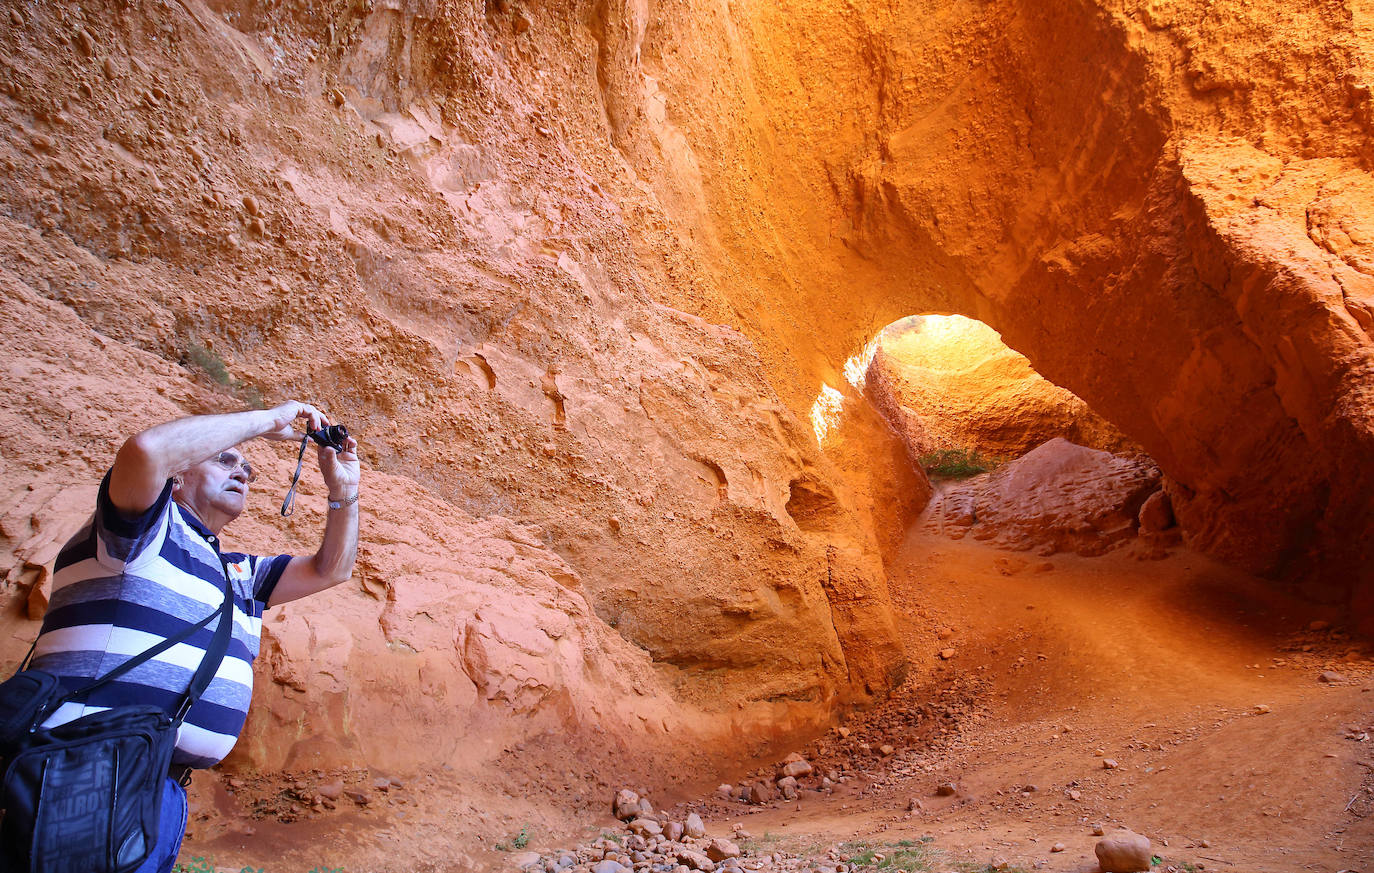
{"left": 705, "top": 527, "right": 1374, "bottom": 873}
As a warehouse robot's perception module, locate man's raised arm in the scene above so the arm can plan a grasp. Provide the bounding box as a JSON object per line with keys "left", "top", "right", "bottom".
{"left": 108, "top": 402, "right": 328, "bottom": 515}
{"left": 269, "top": 434, "right": 360, "bottom": 606}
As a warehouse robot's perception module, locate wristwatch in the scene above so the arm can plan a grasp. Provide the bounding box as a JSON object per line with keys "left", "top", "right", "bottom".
{"left": 328, "top": 493, "right": 359, "bottom": 510}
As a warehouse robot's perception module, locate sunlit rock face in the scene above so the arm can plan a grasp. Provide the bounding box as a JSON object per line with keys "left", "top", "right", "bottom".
{"left": 865, "top": 316, "right": 1137, "bottom": 460}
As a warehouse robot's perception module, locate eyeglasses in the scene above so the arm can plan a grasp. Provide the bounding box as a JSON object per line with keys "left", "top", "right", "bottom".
{"left": 210, "top": 451, "right": 256, "bottom": 483}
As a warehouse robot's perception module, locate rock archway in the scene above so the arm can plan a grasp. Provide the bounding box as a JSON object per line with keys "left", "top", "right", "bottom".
{"left": 592, "top": 0, "right": 1374, "bottom": 617}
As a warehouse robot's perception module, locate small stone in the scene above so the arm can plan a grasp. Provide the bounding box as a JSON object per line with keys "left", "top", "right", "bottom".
{"left": 684, "top": 812, "right": 705, "bottom": 839}
{"left": 1309, "top": 620, "right": 1331, "bottom": 631}
{"left": 1103, "top": 759, "right": 1119, "bottom": 769}
{"left": 1051, "top": 843, "right": 1066, "bottom": 853}
{"left": 9, "top": 10, "right": 23, "bottom": 26}
{"left": 243, "top": 194, "right": 261, "bottom": 215}
{"left": 907, "top": 797, "right": 923, "bottom": 812}
{"left": 30, "top": 133, "right": 54, "bottom": 152}
{"left": 936, "top": 626, "right": 955, "bottom": 640}
{"left": 372, "top": 777, "right": 392, "bottom": 791}
{"left": 248, "top": 216, "right": 266, "bottom": 236}
{"left": 509, "top": 852, "right": 542, "bottom": 869}
{"left": 514, "top": 10, "right": 533, "bottom": 33}
{"left": 780, "top": 759, "right": 814, "bottom": 778}
{"left": 637, "top": 797, "right": 654, "bottom": 817}
{"left": 664, "top": 821, "right": 684, "bottom": 842}
{"left": 936, "top": 782, "right": 957, "bottom": 796}
{"left": 1197, "top": 838, "right": 1210, "bottom": 848}
{"left": 836, "top": 727, "right": 851, "bottom": 738}
{"left": 1253, "top": 704, "right": 1271, "bottom": 715}
{"left": 630, "top": 818, "right": 663, "bottom": 837}
{"left": 591, "top": 861, "right": 628, "bottom": 873}
{"left": 344, "top": 790, "right": 370, "bottom": 805}
{"left": 777, "top": 776, "right": 799, "bottom": 800}
{"left": 715, "top": 783, "right": 733, "bottom": 800}
{"left": 705, "top": 839, "right": 741, "bottom": 862}
{"left": 879, "top": 744, "right": 895, "bottom": 756}
{"left": 1067, "top": 789, "right": 1082, "bottom": 801}
{"left": 675, "top": 849, "right": 712, "bottom": 871}
{"left": 74, "top": 28, "right": 96, "bottom": 56}
{"left": 939, "top": 648, "right": 956, "bottom": 660}
{"left": 1094, "top": 829, "right": 1151, "bottom": 872}
{"left": 318, "top": 779, "right": 344, "bottom": 799}
{"left": 1319, "top": 671, "right": 1346, "bottom": 684}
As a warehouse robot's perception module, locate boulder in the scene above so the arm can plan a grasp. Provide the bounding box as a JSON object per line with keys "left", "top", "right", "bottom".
{"left": 705, "top": 839, "right": 741, "bottom": 862}
{"left": 613, "top": 789, "right": 641, "bottom": 821}
{"left": 931, "top": 439, "right": 1161, "bottom": 556}
{"left": 685, "top": 812, "right": 706, "bottom": 839}
{"left": 1138, "top": 489, "right": 1174, "bottom": 532}
{"left": 1094, "top": 829, "right": 1152, "bottom": 873}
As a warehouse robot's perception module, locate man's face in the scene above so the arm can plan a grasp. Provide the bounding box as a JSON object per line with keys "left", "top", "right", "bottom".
{"left": 173, "top": 448, "right": 255, "bottom": 524}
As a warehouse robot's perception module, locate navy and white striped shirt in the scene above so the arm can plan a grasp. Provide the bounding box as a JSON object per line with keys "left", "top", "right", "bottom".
{"left": 31, "top": 472, "right": 288, "bottom": 768}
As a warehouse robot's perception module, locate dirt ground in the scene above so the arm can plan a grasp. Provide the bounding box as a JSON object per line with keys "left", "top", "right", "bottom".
{"left": 182, "top": 507, "right": 1374, "bottom": 873}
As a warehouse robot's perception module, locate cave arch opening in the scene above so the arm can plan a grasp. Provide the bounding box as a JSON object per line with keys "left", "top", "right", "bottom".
{"left": 808, "top": 312, "right": 1180, "bottom": 555}
{"left": 815, "top": 313, "right": 1140, "bottom": 469}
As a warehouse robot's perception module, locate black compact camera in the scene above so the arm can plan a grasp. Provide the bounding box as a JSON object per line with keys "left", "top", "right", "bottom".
{"left": 306, "top": 424, "right": 349, "bottom": 453}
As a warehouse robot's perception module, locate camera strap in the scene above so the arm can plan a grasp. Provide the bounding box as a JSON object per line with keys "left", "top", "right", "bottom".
{"left": 280, "top": 433, "right": 311, "bottom": 517}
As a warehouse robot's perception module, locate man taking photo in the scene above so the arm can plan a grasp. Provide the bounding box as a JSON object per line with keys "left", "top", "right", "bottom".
{"left": 26, "top": 401, "right": 360, "bottom": 873}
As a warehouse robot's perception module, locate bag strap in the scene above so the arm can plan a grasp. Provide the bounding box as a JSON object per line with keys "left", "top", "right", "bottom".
{"left": 45, "top": 562, "right": 236, "bottom": 726}
{"left": 170, "top": 558, "right": 236, "bottom": 724}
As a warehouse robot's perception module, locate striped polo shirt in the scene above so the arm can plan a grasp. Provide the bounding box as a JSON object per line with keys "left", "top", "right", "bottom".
{"left": 31, "top": 472, "right": 288, "bottom": 768}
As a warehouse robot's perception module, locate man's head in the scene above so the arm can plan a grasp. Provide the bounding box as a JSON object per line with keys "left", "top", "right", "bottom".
{"left": 171, "top": 448, "right": 255, "bottom": 533}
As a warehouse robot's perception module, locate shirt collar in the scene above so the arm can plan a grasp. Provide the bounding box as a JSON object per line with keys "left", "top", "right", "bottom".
{"left": 177, "top": 503, "right": 219, "bottom": 545}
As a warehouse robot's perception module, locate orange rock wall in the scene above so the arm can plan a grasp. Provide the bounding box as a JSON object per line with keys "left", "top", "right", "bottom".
{"left": 1, "top": 0, "right": 1373, "bottom": 798}
{"left": 0, "top": 0, "right": 918, "bottom": 790}
{"left": 588, "top": 0, "right": 1374, "bottom": 613}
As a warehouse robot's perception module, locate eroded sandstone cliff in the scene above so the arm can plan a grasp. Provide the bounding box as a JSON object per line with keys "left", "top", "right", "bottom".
{"left": 0, "top": 0, "right": 1371, "bottom": 823}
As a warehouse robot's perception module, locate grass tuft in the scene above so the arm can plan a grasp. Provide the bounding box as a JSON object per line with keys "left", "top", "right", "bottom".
{"left": 918, "top": 447, "right": 1001, "bottom": 478}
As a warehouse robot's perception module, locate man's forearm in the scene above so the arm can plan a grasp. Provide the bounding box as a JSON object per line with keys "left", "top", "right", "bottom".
{"left": 109, "top": 409, "right": 277, "bottom": 514}
{"left": 120, "top": 410, "right": 277, "bottom": 480}
{"left": 310, "top": 499, "right": 359, "bottom": 585}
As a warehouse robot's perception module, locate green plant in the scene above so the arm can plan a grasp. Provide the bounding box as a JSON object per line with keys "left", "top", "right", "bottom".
{"left": 512, "top": 827, "right": 530, "bottom": 850}
{"left": 172, "top": 859, "right": 215, "bottom": 873}
{"left": 306, "top": 867, "right": 344, "bottom": 873}
{"left": 183, "top": 338, "right": 266, "bottom": 408}
{"left": 918, "top": 448, "right": 1000, "bottom": 478}
{"left": 840, "top": 840, "right": 935, "bottom": 872}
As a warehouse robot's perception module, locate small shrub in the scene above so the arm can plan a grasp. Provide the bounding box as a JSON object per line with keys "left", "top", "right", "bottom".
{"left": 172, "top": 860, "right": 215, "bottom": 873}
{"left": 918, "top": 448, "right": 999, "bottom": 479}
{"left": 840, "top": 840, "right": 934, "bottom": 871}
{"left": 512, "top": 827, "right": 530, "bottom": 850}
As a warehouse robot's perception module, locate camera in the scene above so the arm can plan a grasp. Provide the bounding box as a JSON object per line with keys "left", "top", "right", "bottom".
{"left": 306, "top": 424, "right": 349, "bottom": 453}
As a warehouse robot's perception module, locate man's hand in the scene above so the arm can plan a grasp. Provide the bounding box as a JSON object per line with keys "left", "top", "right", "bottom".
{"left": 271, "top": 432, "right": 361, "bottom": 607}
{"left": 263, "top": 401, "right": 329, "bottom": 441}
{"left": 319, "top": 435, "right": 360, "bottom": 499}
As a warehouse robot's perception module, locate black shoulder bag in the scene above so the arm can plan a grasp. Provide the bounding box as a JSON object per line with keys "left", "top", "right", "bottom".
{"left": 0, "top": 574, "right": 234, "bottom": 873}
